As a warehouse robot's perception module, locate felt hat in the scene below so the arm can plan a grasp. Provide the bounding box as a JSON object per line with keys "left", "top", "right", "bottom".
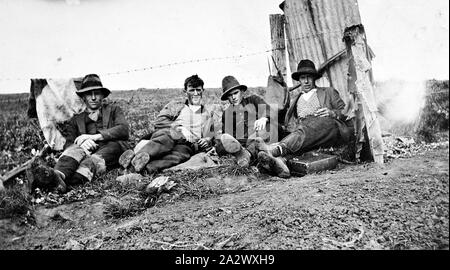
{"left": 291, "top": 59, "right": 320, "bottom": 81}
{"left": 220, "top": 76, "right": 247, "bottom": 101}
{"left": 76, "top": 74, "right": 111, "bottom": 98}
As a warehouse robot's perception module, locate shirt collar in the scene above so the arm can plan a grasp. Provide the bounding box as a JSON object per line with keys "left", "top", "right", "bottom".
{"left": 184, "top": 99, "right": 205, "bottom": 113}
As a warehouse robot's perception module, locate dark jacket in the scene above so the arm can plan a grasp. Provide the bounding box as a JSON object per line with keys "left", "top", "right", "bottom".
{"left": 222, "top": 95, "right": 271, "bottom": 142}
{"left": 285, "top": 87, "right": 352, "bottom": 142}
{"left": 64, "top": 103, "right": 130, "bottom": 150}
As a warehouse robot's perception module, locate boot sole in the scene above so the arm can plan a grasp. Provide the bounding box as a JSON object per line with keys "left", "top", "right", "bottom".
{"left": 119, "top": 149, "right": 135, "bottom": 169}
{"left": 132, "top": 152, "right": 150, "bottom": 172}
{"left": 221, "top": 134, "right": 242, "bottom": 154}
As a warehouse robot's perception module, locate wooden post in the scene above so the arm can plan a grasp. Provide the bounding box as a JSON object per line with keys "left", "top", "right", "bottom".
{"left": 344, "top": 25, "right": 384, "bottom": 164}
{"left": 269, "top": 14, "right": 287, "bottom": 83}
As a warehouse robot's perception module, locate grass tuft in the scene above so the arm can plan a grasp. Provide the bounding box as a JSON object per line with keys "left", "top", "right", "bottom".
{"left": 0, "top": 186, "right": 32, "bottom": 219}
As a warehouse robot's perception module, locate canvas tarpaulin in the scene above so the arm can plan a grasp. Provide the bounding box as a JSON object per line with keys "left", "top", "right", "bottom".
{"left": 27, "top": 77, "right": 85, "bottom": 150}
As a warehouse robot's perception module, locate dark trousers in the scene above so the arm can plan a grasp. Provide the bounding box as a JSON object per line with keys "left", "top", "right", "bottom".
{"left": 136, "top": 129, "right": 195, "bottom": 174}
{"left": 55, "top": 141, "right": 124, "bottom": 185}
{"left": 280, "top": 116, "right": 342, "bottom": 155}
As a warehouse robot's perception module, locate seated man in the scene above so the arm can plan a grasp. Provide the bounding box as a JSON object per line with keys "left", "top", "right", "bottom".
{"left": 29, "top": 74, "right": 130, "bottom": 192}
{"left": 119, "top": 75, "right": 214, "bottom": 175}
{"left": 215, "top": 76, "right": 274, "bottom": 167}
{"left": 257, "top": 59, "right": 353, "bottom": 178}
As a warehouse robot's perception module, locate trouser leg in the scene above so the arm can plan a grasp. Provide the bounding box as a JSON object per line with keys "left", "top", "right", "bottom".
{"left": 145, "top": 143, "right": 194, "bottom": 174}
{"left": 94, "top": 141, "right": 124, "bottom": 168}
{"left": 280, "top": 116, "right": 341, "bottom": 155}
{"left": 54, "top": 144, "right": 86, "bottom": 180}
{"left": 135, "top": 129, "right": 175, "bottom": 158}
{"left": 69, "top": 141, "right": 123, "bottom": 185}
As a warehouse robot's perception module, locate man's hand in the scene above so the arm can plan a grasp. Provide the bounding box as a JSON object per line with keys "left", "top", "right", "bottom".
{"left": 254, "top": 117, "right": 269, "bottom": 131}
{"left": 179, "top": 127, "right": 197, "bottom": 143}
{"left": 197, "top": 137, "right": 212, "bottom": 149}
{"left": 80, "top": 139, "right": 98, "bottom": 152}
{"left": 74, "top": 134, "right": 103, "bottom": 146}
{"left": 314, "top": 108, "right": 336, "bottom": 118}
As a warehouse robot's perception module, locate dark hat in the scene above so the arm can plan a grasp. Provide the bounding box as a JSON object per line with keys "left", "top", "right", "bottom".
{"left": 291, "top": 59, "right": 320, "bottom": 81}
{"left": 76, "top": 74, "right": 111, "bottom": 98}
{"left": 220, "top": 76, "right": 247, "bottom": 101}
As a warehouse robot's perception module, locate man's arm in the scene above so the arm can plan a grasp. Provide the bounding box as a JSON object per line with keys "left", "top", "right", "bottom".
{"left": 198, "top": 111, "right": 215, "bottom": 150}
{"left": 153, "top": 101, "right": 183, "bottom": 130}
{"left": 329, "top": 88, "right": 346, "bottom": 121}
{"left": 249, "top": 95, "right": 272, "bottom": 131}
{"left": 98, "top": 106, "right": 129, "bottom": 141}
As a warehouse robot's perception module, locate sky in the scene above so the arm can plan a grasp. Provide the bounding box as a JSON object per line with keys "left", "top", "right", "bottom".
{"left": 0, "top": 0, "right": 448, "bottom": 94}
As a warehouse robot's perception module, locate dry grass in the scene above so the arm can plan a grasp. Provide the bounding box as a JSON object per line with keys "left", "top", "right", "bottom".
{"left": 0, "top": 186, "right": 32, "bottom": 219}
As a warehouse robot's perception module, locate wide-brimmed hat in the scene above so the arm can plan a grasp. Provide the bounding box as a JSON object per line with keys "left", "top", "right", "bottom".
{"left": 220, "top": 76, "right": 247, "bottom": 101}
{"left": 76, "top": 74, "right": 111, "bottom": 98}
{"left": 291, "top": 59, "right": 321, "bottom": 81}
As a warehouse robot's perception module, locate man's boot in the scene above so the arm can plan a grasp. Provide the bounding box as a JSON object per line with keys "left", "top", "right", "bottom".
{"left": 119, "top": 149, "right": 135, "bottom": 169}
{"left": 254, "top": 137, "right": 283, "bottom": 157}
{"left": 257, "top": 152, "right": 290, "bottom": 178}
{"left": 234, "top": 148, "right": 251, "bottom": 168}
{"left": 220, "top": 134, "right": 242, "bottom": 154}
{"left": 53, "top": 170, "right": 67, "bottom": 193}
{"left": 131, "top": 152, "right": 150, "bottom": 172}
{"left": 29, "top": 163, "right": 67, "bottom": 193}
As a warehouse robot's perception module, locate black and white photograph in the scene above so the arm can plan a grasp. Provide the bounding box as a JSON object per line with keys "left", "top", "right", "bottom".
{"left": 0, "top": 0, "right": 448, "bottom": 256}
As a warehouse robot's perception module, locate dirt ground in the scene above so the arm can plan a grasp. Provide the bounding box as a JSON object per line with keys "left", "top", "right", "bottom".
{"left": 0, "top": 143, "right": 448, "bottom": 250}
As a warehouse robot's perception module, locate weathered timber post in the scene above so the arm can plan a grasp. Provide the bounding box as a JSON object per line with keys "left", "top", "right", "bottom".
{"left": 269, "top": 14, "right": 288, "bottom": 83}
{"left": 344, "top": 25, "right": 384, "bottom": 164}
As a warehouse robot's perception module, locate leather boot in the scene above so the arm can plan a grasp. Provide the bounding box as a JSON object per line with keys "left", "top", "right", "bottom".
{"left": 234, "top": 148, "right": 251, "bottom": 168}
{"left": 254, "top": 137, "right": 282, "bottom": 157}
{"left": 131, "top": 152, "right": 150, "bottom": 172}
{"left": 220, "top": 133, "right": 242, "bottom": 154}
{"left": 257, "top": 152, "right": 290, "bottom": 178}
{"left": 119, "top": 149, "right": 135, "bottom": 169}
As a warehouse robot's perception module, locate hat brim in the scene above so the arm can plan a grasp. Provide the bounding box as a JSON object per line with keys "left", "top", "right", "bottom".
{"left": 76, "top": 86, "right": 111, "bottom": 98}
{"left": 291, "top": 71, "right": 320, "bottom": 81}
{"left": 220, "top": 85, "right": 247, "bottom": 101}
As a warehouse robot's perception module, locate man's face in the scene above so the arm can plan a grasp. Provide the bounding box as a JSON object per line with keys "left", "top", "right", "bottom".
{"left": 82, "top": 90, "right": 104, "bottom": 111}
{"left": 185, "top": 84, "right": 203, "bottom": 105}
{"left": 227, "top": 89, "right": 243, "bottom": 106}
{"left": 298, "top": 74, "right": 316, "bottom": 93}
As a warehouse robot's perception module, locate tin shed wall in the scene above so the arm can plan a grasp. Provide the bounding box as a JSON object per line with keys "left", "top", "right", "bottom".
{"left": 283, "top": 0, "right": 362, "bottom": 116}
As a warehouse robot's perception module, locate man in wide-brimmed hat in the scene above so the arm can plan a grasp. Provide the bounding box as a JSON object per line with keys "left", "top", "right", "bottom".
{"left": 28, "top": 74, "right": 130, "bottom": 193}
{"left": 215, "top": 75, "right": 273, "bottom": 168}
{"left": 256, "top": 59, "right": 353, "bottom": 178}
{"left": 118, "top": 74, "right": 215, "bottom": 175}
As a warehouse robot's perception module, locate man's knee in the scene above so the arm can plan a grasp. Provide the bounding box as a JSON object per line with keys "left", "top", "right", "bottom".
{"left": 91, "top": 154, "right": 106, "bottom": 175}
{"left": 134, "top": 140, "right": 150, "bottom": 153}
{"left": 61, "top": 144, "right": 86, "bottom": 162}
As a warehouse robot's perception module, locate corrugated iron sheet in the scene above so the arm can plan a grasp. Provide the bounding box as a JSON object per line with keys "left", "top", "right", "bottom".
{"left": 283, "top": 0, "right": 362, "bottom": 116}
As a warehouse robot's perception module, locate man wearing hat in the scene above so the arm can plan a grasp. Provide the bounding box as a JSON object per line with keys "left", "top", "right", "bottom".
{"left": 29, "top": 74, "right": 130, "bottom": 192}
{"left": 257, "top": 59, "right": 353, "bottom": 178}
{"left": 118, "top": 74, "right": 215, "bottom": 175}
{"left": 216, "top": 75, "right": 273, "bottom": 167}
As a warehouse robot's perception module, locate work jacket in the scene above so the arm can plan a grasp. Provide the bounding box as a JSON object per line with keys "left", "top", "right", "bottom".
{"left": 151, "top": 99, "right": 215, "bottom": 140}
{"left": 64, "top": 103, "right": 130, "bottom": 151}
{"left": 285, "top": 87, "right": 353, "bottom": 142}
{"left": 221, "top": 95, "right": 272, "bottom": 143}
